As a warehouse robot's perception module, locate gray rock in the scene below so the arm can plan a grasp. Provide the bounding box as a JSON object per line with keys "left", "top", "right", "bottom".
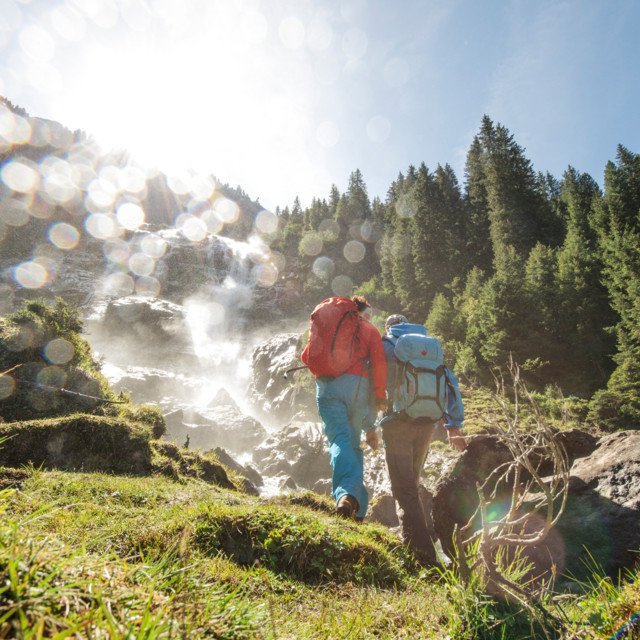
{"left": 367, "top": 494, "right": 399, "bottom": 527}
{"left": 248, "top": 333, "right": 316, "bottom": 425}
{"left": 555, "top": 430, "right": 640, "bottom": 580}
{"left": 280, "top": 476, "right": 299, "bottom": 492}
{"left": 312, "top": 478, "right": 332, "bottom": 497}
{"left": 212, "top": 447, "right": 263, "bottom": 488}
{"left": 432, "top": 429, "right": 640, "bottom": 581}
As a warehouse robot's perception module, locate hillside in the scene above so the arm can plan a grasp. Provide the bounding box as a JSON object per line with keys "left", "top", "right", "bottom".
{"left": 1, "top": 437, "right": 639, "bottom": 639}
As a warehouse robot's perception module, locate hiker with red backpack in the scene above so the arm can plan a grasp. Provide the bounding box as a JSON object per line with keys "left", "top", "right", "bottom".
{"left": 301, "top": 295, "right": 387, "bottom": 521}
{"left": 380, "top": 314, "right": 466, "bottom": 565}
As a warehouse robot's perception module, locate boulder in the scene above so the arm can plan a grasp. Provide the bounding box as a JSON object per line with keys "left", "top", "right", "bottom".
{"left": 212, "top": 446, "right": 263, "bottom": 488}
{"left": 432, "top": 429, "right": 640, "bottom": 581}
{"left": 162, "top": 405, "right": 267, "bottom": 457}
{"left": 555, "top": 430, "right": 640, "bottom": 581}
{"left": 93, "top": 296, "right": 197, "bottom": 366}
{"left": 368, "top": 494, "right": 399, "bottom": 527}
{"left": 248, "top": 333, "right": 316, "bottom": 425}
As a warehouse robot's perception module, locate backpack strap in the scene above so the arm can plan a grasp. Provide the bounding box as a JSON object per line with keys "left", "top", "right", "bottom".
{"left": 331, "top": 309, "right": 360, "bottom": 359}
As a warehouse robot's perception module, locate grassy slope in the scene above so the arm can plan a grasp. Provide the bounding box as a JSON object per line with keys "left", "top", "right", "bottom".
{"left": 0, "top": 464, "right": 639, "bottom": 639}
{"left": 0, "top": 397, "right": 639, "bottom": 638}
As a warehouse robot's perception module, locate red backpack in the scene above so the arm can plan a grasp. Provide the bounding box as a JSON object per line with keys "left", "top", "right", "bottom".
{"left": 301, "top": 297, "right": 366, "bottom": 377}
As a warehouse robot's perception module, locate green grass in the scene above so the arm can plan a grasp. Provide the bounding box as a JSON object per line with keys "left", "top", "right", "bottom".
{"left": 1, "top": 465, "right": 639, "bottom": 639}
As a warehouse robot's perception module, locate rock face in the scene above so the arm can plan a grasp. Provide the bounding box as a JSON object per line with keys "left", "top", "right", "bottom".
{"left": 431, "top": 429, "right": 640, "bottom": 581}
{"left": 249, "top": 419, "right": 391, "bottom": 506}
{"left": 248, "top": 333, "right": 316, "bottom": 426}
{"left": 93, "top": 296, "right": 196, "bottom": 366}
{"left": 162, "top": 407, "right": 267, "bottom": 458}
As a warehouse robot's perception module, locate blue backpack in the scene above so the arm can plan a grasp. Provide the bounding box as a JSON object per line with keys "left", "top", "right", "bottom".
{"left": 384, "top": 323, "right": 454, "bottom": 422}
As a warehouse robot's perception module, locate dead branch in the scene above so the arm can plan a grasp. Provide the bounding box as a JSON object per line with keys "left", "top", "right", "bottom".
{"left": 455, "top": 357, "right": 570, "bottom": 606}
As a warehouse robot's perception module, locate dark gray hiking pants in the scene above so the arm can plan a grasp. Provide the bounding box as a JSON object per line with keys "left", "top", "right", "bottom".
{"left": 382, "top": 416, "right": 436, "bottom": 560}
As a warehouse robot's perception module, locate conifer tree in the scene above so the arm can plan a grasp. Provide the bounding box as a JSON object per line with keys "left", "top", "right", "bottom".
{"left": 591, "top": 146, "right": 640, "bottom": 426}
{"left": 463, "top": 136, "right": 493, "bottom": 273}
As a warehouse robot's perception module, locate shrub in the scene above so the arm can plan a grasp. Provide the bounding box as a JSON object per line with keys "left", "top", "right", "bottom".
{"left": 0, "top": 300, "right": 165, "bottom": 436}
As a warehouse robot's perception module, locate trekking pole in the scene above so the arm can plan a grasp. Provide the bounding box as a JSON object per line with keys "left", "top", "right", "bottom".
{"left": 283, "top": 365, "right": 308, "bottom": 380}
{"left": 0, "top": 364, "right": 22, "bottom": 377}
{"left": 13, "top": 378, "right": 128, "bottom": 404}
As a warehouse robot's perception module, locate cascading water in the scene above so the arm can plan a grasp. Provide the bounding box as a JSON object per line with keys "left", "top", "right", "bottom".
{"left": 85, "top": 226, "right": 286, "bottom": 434}
{"left": 1, "top": 107, "right": 380, "bottom": 502}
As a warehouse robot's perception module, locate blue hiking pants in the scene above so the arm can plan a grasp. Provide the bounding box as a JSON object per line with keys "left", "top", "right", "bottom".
{"left": 316, "top": 373, "right": 370, "bottom": 519}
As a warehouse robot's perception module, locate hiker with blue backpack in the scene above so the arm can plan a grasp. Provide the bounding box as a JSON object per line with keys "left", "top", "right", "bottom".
{"left": 301, "top": 295, "right": 388, "bottom": 521}
{"left": 380, "top": 314, "right": 466, "bottom": 565}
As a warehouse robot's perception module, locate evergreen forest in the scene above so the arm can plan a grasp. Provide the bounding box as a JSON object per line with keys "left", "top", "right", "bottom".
{"left": 269, "top": 115, "right": 640, "bottom": 432}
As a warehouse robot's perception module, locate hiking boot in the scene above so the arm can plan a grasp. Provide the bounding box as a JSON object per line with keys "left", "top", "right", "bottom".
{"left": 336, "top": 494, "right": 358, "bottom": 520}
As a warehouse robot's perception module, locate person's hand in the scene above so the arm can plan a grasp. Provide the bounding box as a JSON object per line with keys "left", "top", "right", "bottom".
{"left": 366, "top": 429, "right": 379, "bottom": 451}
{"left": 375, "top": 398, "right": 388, "bottom": 412}
{"left": 447, "top": 427, "right": 467, "bottom": 452}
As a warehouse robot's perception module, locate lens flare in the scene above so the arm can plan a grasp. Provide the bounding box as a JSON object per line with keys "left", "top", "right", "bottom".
{"left": 136, "top": 275, "right": 161, "bottom": 297}
{"left": 48, "top": 222, "right": 79, "bottom": 250}
{"left": 384, "top": 57, "right": 410, "bottom": 87}
{"left": 177, "top": 214, "right": 207, "bottom": 242}
{"left": 189, "top": 174, "right": 215, "bottom": 200}
{"left": 396, "top": 195, "right": 417, "bottom": 218}
{"left": 165, "top": 172, "right": 186, "bottom": 195}
{"left": 19, "top": 24, "right": 56, "bottom": 63}
{"left": 279, "top": 16, "right": 305, "bottom": 49}
{"left": 0, "top": 109, "right": 31, "bottom": 146}
{"left": 342, "top": 27, "right": 367, "bottom": 59}
{"left": 185, "top": 300, "right": 226, "bottom": 329}
{"left": 253, "top": 263, "right": 279, "bottom": 287}
{"left": 360, "top": 219, "right": 376, "bottom": 242}
{"left": 103, "top": 238, "right": 130, "bottom": 265}
{"left": 318, "top": 218, "right": 340, "bottom": 241}
{"left": 200, "top": 209, "right": 224, "bottom": 234}
{"left": 128, "top": 252, "right": 155, "bottom": 276}
{"left": 140, "top": 234, "right": 167, "bottom": 259}
{"left": 0, "top": 375, "right": 15, "bottom": 400}
{"left": 300, "top": 231, "right": 323, "bottom": 256}
{"left": 312, "top": 256, "right": 335, "bottom": 280}
{"left": 13, "top": 260, "right": 47, "bottom": 288}
{"left": 270, "top": 251, "right": 286, "bottom": 273}
{"left": 331, "top": 274, "right": 354, "bottom": 297}
{"left": 103, "top": 272, "right": 135, "bottom": 296}
{"left": 5, "top": 325, "right": 35, "bottom": 351}
{"left": 44, "top": 338, "right": 75, "bottom": 364}
{"left": 307, "top": 17, "right": 333, "bottom": 51}
{"left": 316, "top": 121, "right": 340, "bottom": 148}
{"left": 118, "top": 165, "right": 147, "bottom": 194}
{"left": 50, "top": 5, "right": 87, "bottom": 42}
{"left": 0, "top": 198, "right": 30, "bottom": 227}
{"left": 255, "top": 209, "right": 277, "bottom": 234}
{"left": 240, "top": 10, "right": 268, "bottom": 45}
{"left": 343, "top": 240, "right": 366, "bottom": 263}
{"left": 37, "top": 365, "right": 67, "bottom": 389}
{"left": 213, "top": 197, "right": 240, "bottom": 224}
{"left": 42, "top": 160, "right": 78, "bottom": 203}
{"left": 116, "top": 202, "right": 145, "bottom": 230}
{"left": 1, "top": 160, "right": 40, "bottom": 193}
{"left": 86, "top": 176, "right": 118, "bottom": 209}
{"left": 366, "top": 115, "right": 391, "bottom": 143}
{"left": 85, "top": 212, "right": 120, "bottom": 239}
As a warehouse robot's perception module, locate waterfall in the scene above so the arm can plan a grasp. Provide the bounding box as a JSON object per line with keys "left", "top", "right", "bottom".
{"left": 82, "top": 225, "right": 282, "bottom": 426}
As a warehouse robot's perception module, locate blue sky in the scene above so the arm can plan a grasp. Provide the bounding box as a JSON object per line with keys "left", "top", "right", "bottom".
{"left": 1, "top": 0, "right": 639, "bottom": 212}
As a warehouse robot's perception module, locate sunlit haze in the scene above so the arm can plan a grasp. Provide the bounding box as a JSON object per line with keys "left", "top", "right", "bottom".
{"left": 1, "top": 0, "right": 639, "bottom": 210}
